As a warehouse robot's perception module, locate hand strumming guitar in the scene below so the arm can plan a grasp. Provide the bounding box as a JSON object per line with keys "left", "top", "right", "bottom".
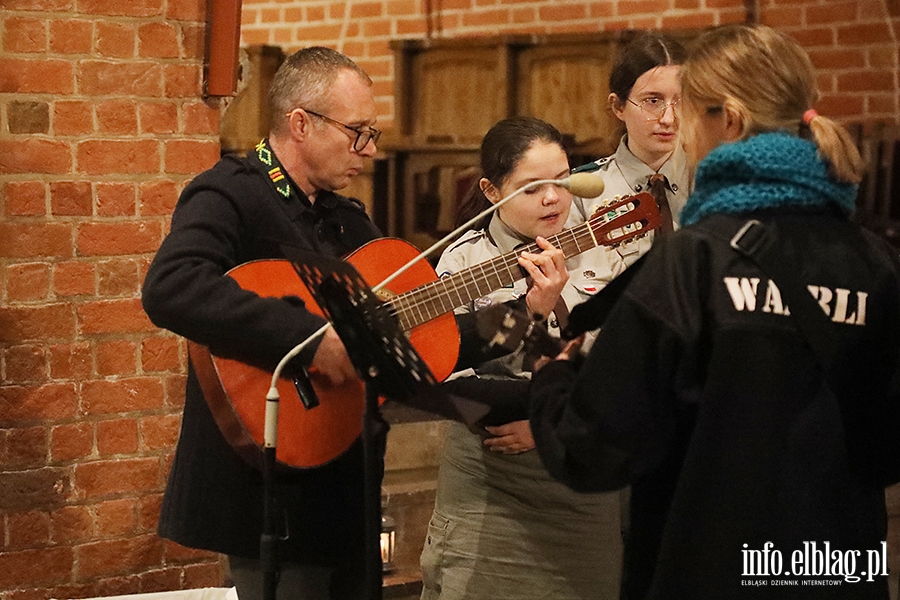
{"left": 310, "top": 327, "right": 358, "bottom": 386}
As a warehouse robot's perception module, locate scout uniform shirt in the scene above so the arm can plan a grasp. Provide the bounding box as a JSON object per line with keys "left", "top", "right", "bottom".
{"left": 572, "top": 135, "right": 691, "bottom": 281}
{"left": 437, "top": 208, "right": 611, "bottom": 377}
{"left": 423, "top": 206, "right": 625, "bottom": 600}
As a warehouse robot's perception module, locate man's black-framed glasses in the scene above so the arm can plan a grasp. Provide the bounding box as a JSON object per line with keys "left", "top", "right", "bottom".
{"left": 295, "top": 108, "right": 381, "bottom": 152}
{"left": 627, "top": 97, "right": 681, "bottom": 121}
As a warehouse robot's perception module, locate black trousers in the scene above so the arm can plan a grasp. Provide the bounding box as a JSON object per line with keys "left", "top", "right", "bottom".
{"left": 228, "top": 556, "right": 365, "bottom": 600}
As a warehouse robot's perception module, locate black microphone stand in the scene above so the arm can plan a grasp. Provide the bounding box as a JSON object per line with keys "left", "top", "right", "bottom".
{"left": 261, "top": 237, "right": 494, "bottom": 600}
{"left": 261, "top": 435, "right": 279, "bottom": 600}
{"left": 362, "top": 379, "right": 389, "bottom": 599}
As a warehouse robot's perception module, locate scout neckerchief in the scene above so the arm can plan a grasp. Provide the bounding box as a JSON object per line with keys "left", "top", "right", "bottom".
{"left": 648, "top": 173, "right": 674, "bottom": 236}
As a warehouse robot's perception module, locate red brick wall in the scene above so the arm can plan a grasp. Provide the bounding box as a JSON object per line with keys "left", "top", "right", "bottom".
{"left": 2, "top": 1, "right": 899, "bottom": 599}
{"left": 239, "top": 0, "right": 900, "bottom": 127}
{"left": 0, "top": 1, "right": 225, "bottom": 598}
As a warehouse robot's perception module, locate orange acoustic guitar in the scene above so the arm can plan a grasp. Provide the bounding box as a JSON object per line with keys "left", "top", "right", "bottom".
{"left": 189, "top": 193, "right": 660, "bottom": 469}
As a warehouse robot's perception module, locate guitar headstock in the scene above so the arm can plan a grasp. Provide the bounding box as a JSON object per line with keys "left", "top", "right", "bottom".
{"left": 588, "top": 192, "right": 661, "bottom": 249}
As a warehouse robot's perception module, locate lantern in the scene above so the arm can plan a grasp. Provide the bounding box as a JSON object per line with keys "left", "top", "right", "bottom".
{"left": 380, "top": 514, "right": 396, "bottom": 573}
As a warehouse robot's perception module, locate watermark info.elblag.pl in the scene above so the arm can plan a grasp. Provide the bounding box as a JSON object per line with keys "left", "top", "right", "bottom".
{"left": 741, "top": 541, "right": 890, "bottom": 587}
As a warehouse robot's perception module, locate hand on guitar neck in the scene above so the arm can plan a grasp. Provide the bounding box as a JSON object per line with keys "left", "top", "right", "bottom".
{"left": 518, "top": 236, "right": 569, "bottom": 320}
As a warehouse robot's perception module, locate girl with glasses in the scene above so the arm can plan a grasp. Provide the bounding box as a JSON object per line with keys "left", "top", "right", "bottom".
{"left": 574, "top": 33, "right": 690, "bottom": 281}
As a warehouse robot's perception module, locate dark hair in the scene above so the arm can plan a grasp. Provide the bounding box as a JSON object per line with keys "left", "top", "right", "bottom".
{"left": 609, "top": 33, "right": 687, "bottom": 103}
{"left": 456, "top": 117, "right": 567, "bottom": 229}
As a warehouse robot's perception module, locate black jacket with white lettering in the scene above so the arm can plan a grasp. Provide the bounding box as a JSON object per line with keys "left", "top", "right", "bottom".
{"left": 530, "top": 208, "right": 900, "bottom": 599}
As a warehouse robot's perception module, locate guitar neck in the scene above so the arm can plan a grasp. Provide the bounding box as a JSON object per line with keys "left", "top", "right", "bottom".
{"left": 390, "top": 206, "right": 624, "bottom": 331}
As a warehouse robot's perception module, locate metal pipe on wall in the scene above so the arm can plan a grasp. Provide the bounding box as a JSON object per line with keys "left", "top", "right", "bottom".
{"left": 206, "top": 0, "right": 244, "bottom": 97}
{"left": 745, "top": 0, "right": 760, "bottom": 24}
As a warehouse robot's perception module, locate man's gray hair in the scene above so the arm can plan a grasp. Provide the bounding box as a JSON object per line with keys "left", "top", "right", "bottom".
{"left": 268, "top": 46, "right": 372, "bottom": 136}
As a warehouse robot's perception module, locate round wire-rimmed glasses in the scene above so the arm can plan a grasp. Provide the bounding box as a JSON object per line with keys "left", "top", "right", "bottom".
{"left": 628, "top": 97, "right": 681, "bottom": 121}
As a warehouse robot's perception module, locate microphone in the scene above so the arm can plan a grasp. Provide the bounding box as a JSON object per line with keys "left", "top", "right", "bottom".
{"left": 562, "top": 172, "right": 605, "bottom": 198}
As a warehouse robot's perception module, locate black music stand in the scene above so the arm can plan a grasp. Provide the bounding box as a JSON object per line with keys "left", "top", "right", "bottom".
{"left": 283, "top": 246, "right": 489, "bottom": 600}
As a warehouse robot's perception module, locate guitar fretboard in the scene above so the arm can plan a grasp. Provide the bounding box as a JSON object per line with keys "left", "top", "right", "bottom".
{"left": 388, "top": 196, "right": 651, "bottom": 331}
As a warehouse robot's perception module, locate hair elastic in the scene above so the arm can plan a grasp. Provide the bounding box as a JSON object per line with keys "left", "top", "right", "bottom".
{"left": 802, "top": 109, "right": 819, "bottom": 125}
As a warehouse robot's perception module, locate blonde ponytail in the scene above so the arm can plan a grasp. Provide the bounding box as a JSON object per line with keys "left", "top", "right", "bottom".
{"left": 805, "top": 114, "right": 866, "bottom": 184}
{"left": 682, "top": 25, "right": 867, "bottom": 185}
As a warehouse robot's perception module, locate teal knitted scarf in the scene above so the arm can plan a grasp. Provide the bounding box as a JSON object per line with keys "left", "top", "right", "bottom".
{"left": 680, "top": 131, "right": 858, "bottom": 227}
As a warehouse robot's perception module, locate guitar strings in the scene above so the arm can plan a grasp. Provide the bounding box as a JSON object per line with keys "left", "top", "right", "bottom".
{"left": 391, "top": 224, "right": 589, "bottom": 328}
{"left": 389, "top": 198, "right": 647, "bottom": 329}
{"left": 388, "top": 205, "right": 629, "bottom": 330}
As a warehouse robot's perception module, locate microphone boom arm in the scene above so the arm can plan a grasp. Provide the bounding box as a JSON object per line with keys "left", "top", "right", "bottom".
{"left": 264, "top": 172, "right": 605, "bottom": 417}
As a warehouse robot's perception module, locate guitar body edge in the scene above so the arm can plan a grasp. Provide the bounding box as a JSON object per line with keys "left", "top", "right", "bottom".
{"left": 196, "top": 240, "right": 460, "bottom": 470}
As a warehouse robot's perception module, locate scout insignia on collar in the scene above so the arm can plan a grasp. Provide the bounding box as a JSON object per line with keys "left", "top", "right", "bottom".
{"left": 268, "top": 167, "right": 289, "bottom": 197}
{"left": 256, "top": 139, "right": 292, "bottom": 198}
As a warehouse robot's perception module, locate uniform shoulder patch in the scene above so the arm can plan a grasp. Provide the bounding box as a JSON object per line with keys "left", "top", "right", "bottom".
{"left": 571, "top": 156, "right": 612, "bottom": 174}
